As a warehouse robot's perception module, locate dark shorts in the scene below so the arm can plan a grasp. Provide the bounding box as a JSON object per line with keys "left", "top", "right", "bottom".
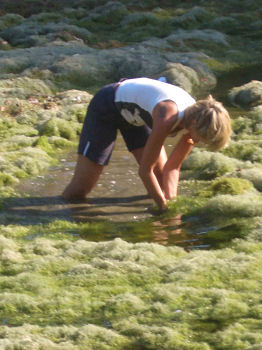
{"left": 78, "top": 83, "right": 151, "bottom": 165}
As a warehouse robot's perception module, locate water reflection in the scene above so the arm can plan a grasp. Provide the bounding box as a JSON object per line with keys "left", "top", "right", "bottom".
{"left": 151, "top": 214, "right": 215, "bottom": 249}
{"left": 1, "top": 191, "right": 242, "bottom": 250}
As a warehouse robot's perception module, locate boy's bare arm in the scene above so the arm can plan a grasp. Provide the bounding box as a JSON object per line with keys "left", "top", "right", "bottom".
{"left": 138, "top": 101, "right": 179, "bottom": 210}
{"left": 163, "top": 133, "right": 194, "bottom": 200}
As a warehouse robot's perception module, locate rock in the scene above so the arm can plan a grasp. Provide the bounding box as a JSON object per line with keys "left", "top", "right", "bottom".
{"left": 39, "top": 117, "right": 80, "bottom": 140}
{"left": 156, "top": 61, "right": 216, "bottom": 96}
{"left": 209, "top": 16, "right": 239, "bottom": 34}
{"left": 202, "top": 192, "right": 262, "bottom": 217}
{"left": 56, "top": 90, "right": 93, "bottom": 105}
{"left": 238, "top": 167, "right": 262, "bottom": 191}
{"left": 171, "top": 6, "right": 214, "bottom": 28}
{"left": 86, "top": 1, "right": 129, "bottom": 24}
{"left": 211, "top": 177, "right": 254, "bottom": 195}
{"left": 120, "top": 11, "right": 158, "bottom": 26}
{"left": 228, "top": 80, "right": 262, "bottom": 108}
{"left": 166, "top": 29, "right": 229, "bottom": 51}
{"left": 1, "top": 21, "right": 93, "bottom": 47}
{"left": 0, "top": 77, "right": 55, "bottom": 99}
{"left": 0, "top": 13, "right": 24, "bottom": 31}
{"left": 182, "top": 149, "right": 242, "bottom": 180}
{"left": 156, "top": 62, "right": 199, "bottom": 95}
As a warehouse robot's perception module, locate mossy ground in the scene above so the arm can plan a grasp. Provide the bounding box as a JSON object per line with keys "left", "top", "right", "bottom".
{"left": 0, "top": 0, "right": 262, "bottom": 349}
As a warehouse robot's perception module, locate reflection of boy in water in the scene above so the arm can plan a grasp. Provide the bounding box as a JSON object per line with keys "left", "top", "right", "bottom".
{"left": 63, "top": 78, "right": 231, "bottom": 212}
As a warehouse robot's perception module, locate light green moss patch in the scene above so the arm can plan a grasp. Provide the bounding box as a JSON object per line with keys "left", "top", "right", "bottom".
{"left": 0, "top": 235, "right": 262, "bottom": 348}
{"left": 238, "top": 167, "right": 262, "bottom": 191}
{"left": 223, "top": 141, "right": 262, "bottom": 163}
{"left": 201, "top": 193, "right": 262, "bottom": 218}
{"left": 0, "top": 77, "right": 56, "bottom": 98}
{"left": 0, "top": 79, "right": 89, "bottom": 186}
{"left": 182, "top": 149, "right": 242, "bottom": 180}
{"left": 39, "top": 117, "right": 81, "bottom": 140}
{"left": 211, "top": 177, "right": 254, "bottom": 195}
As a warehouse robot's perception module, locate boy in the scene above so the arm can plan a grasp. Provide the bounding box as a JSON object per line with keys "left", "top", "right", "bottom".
{"left": 63, "top": 77, "right": 231, "bottom": 211}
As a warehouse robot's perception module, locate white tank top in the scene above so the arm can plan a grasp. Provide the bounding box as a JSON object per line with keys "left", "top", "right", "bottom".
{"left": 114, "top": 77, "right": 195, "bottom": 128}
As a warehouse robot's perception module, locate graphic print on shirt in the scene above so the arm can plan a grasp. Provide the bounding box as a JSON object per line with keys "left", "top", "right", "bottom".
{"left": 115, "top": 102, "right": 153, "bottom": 128}
{"left": 121, "top": 108, "right": 144, "bottom": 126}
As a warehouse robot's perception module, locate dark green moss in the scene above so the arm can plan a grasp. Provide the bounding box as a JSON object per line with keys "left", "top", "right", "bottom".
{"left": 0, "top": 172, "right": 16, "bottom": 186}
{"left": 211, "top": 177, "right": 254, "bottom": 195}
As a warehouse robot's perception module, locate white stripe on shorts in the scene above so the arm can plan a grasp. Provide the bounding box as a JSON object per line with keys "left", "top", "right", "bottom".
{"left": 83, "top": 141, "right": 90, "bottom": 156}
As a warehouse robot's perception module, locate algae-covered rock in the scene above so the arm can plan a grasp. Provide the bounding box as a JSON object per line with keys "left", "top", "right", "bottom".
{"left": 0, "top": 13, "right": 24, "bottom": 31}
{"left": 211, "top": 177, "right": 254, "bottom": 195}
{"left": 171, "top": 6, "right": 213, "bottom": 28}
{"left": 248, "top": 105, "right": 262, "bottom": 135}
{"left": 1, "top": 21, "right": 93, "bottom": 47}
{"left": 0, "top": 77, "right": 56, "bottom": 98}
{"left": 156, "top": 57, "right": 216, "bottom": 96}
{"left": 231, "top": 109, "right": 262, "bottom": 137}
{"left": 0, "top": 224, "right": 262, "bottom": 347}
{"left": 56, "top": 89, "right": 93, "bottom": 105}
{"left": 166, "top": 29, "right": 229, "bottom": 51}
{"left": 182, "top": 149, "right": 242, "bottom": 180}
{"left": 228, "top": 80, "right": 262, "bottom": 108}
{"left": 223, "top": 141, "right": 262, "bottom": 163}
{"left": 48, "top": 136, "right": 74, "bottom": 149}
{"left": 209, "top": 16, "right": 239, "bottom": 34}
{"left": 0, "top": 172, "right": 17, "bottom": 186}
{"left": 202, "top": 193, "right": 262, "bottom": 218}
{"left": 0, "top": 37, "right": 217, "bottom": 93}
{"left": 238, "top": 167, "right": 262, "bottom": 191}
{"left": 0, "top": 135, "right": 38, "bottom": 152}
{"left": 157, "top": 62, "right": 200, "bottom": 95}
{"left": 39, "top": 117, "right": 81, "bottom": 140}
{"left": 10, "top": 147, "right": 54, "bottom": 176}
{"left": 87, "top": 1, "right": 129, "bottom": 24}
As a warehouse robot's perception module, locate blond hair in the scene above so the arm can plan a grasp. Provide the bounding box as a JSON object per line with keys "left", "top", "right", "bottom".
{"left": 183, "top": 95, "right": 232, "bottom": 151}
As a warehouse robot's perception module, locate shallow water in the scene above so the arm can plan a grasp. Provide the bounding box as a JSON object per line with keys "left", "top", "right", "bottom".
{"left": 0, "top": 136, "right": 217, "bottom": 249}
{"left": 15, "top": 136, "right": 153, "bottom": 221}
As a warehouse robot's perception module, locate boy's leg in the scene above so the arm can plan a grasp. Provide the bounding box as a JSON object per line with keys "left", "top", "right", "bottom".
{"left": 62, "top": 155, "right": 104, "bottom": 200}
{"left": 63, "top": 84, "right": 118, "bottom": 200}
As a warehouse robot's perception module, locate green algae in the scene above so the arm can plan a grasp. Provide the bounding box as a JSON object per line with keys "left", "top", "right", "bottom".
{"left": 0, "top": 80, "right": 89, "bottom": 188}
{"left": 200, "top": 193, "right": 262, "bottom": 218}
{"left": 211, "top": 177, "right": 254, "bottom": 196}
{"left": 1, "top": 233, "right": 262, "bottom": 348}
{"left": 182, "top": 149, "right": 242, "bottom": 180}
{"left": 238, "top": 167, "right": 262, "bottom": 192}
{"left": 223, "top": 142, "right": 262, "bottom": 163}
{"left": 0, "top": 184, "right": 262, "bottom": 346}
{"left": 0, "top": 0, "right": 262, "bottom": 348}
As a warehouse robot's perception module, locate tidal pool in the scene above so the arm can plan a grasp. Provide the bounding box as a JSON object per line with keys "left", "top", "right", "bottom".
{"left": 3, "top": 65, "right": 261, "bottom": 249}
{"left": 1, "top": 135, "right": 236, "bottom": 250}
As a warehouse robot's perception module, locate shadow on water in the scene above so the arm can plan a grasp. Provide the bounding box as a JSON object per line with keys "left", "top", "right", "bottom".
{"left": 1, "top": 194, "right": 151, "bottom": 224}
